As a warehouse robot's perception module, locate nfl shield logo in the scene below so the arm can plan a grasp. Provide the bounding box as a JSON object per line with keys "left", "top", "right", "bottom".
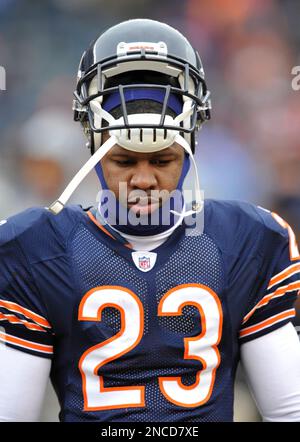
{"left": 139, "top": 256, "right": 151, "bottom": 270}
{"left": 132, "top": 251, "right": 157, "bottom": 272}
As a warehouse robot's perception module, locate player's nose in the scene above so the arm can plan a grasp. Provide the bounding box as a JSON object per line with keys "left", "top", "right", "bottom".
{"left": 130, "top": 162, "right": 158, "bottom": 190}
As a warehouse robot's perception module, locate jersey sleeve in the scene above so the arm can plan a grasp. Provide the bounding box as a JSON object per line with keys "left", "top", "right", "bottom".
{"left": 239, "top": 209, "right": 300, "bottom": 344}
{"left": 0, "top": 217, "right": 54, "bottom": 359}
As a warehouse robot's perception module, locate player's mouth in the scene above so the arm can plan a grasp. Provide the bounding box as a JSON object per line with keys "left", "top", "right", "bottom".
{"left": 127, "top": 195, "right": 160, "bottom": 215}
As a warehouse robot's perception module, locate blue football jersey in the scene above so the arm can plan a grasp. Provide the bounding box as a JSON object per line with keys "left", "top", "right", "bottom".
{"left": 0, "top": 200, "right": 299, "bottom": 422}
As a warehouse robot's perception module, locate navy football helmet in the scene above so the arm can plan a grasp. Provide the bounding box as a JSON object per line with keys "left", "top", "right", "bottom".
{"left": 73, "top": 19, "right": 211, "bottom": 154}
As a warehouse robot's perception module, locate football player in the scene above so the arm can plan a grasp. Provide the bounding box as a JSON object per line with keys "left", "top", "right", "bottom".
{"left": 0, "top": 19, "right": 300, "bottom": 422}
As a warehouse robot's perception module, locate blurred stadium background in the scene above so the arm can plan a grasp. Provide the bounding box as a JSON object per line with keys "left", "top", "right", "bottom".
{"left": 0, "top": 0, "right": 299, "bottom": 422}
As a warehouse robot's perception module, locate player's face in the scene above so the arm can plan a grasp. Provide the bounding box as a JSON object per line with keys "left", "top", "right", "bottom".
{"left": 100, "top": 134, "right": 185, "bottom": 216}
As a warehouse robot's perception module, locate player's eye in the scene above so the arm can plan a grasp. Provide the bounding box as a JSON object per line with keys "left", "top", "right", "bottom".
{"left": 150, "top": 159, "right": 172, "bottom": 166}
{"left": 114, "top": 159, "right": 136, "bottom": 166}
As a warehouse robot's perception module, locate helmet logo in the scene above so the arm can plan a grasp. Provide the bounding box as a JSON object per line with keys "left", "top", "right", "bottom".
{"left": 117, "top": 41, "right": 168, "bottom": 57}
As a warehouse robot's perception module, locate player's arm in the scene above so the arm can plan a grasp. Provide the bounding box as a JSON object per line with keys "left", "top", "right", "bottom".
{"left": 238, "top": 208, "right": 300, "bottom": 421}
{"left": 240, "top": 322, "right": 300, "bottom": 422}
{"left": 0, "top": 213, "right": 54, "bottom": 421}
{"left": 0, "top": 345, "right": 51, "bottom": 421}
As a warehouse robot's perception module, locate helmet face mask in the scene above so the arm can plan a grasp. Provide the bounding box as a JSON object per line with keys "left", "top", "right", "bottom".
{"left": 73, "top": 19, "right": 211, "bottom": 154}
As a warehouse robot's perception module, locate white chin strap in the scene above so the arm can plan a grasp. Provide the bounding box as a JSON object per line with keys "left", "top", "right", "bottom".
{"left": 48, "top": 104, "right": 202, "bottom": 217}
{"left": 48, "top": 135, "right": 118, "bottom": 215}
{"left": 171, "top": 134, "right": 203, "bottom": 218}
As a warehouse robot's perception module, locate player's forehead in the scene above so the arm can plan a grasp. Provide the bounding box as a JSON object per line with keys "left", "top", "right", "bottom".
{"left": 107, "top": 143, "right": 184, "bottom": 158}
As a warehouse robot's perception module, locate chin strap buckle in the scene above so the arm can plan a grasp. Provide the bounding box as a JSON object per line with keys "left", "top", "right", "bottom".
{"left": 48, "top": 200, "right": 65, "bottom": 215}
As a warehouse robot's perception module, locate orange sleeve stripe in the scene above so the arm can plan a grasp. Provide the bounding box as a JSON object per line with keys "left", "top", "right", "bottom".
{"left": 239, "top": 309, "right": 295, "bottom": 338}
{"left": 0, "top": 331, "right": 53, "bottom": 354}
{"left": 242, "top": 281, "right": 300, "bottom": 324}
{"left": 0, "top": 313, "right": 46, "bottom": 332}
{"left": 267, "top": 263, "right": 300, "bottom": 290}
{"left": 0, "top": 299, "right": 51, "bottom": 329}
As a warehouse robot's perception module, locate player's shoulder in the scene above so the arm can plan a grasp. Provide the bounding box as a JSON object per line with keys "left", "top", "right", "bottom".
{"left": 205, "top": 198, "right": 286, "bottom": 233}
{"left": 0, "top": 205, "right": 87, "bottom": 261}
{"left": 204, "top": 199, "right": 289, "bottom": 252}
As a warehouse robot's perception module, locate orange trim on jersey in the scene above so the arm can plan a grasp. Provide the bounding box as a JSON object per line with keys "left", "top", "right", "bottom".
{"left": 0, "top": 299, "right": 51, "bottom": 329}
{"left": 87, "top": 211, "right": 116, "bottom": 240}
{"left": 0, "top": 331, "right": 53, "bottom": 354}
{"left": 271, "top": 212, "right": 300, "bottom": 261}
{"left": 0, "top": 313, "right": 46, "bottom": 332}
{"left": 78, "top": 286, "right": 145, "bottom": 411}
{"left": 87, "top": 211, "right": 132, "bottom": 250}
{"left": 267, "top": 263, "right": 300, "bottom": 290}
{"left": 157, "top": 283, "right": 223, "bottom": 408}
{"left": 242, "top": 281, "right": 300, "bottom": 324}
{"left": 239, "top": 309, "right": 295, "bottom": 338}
